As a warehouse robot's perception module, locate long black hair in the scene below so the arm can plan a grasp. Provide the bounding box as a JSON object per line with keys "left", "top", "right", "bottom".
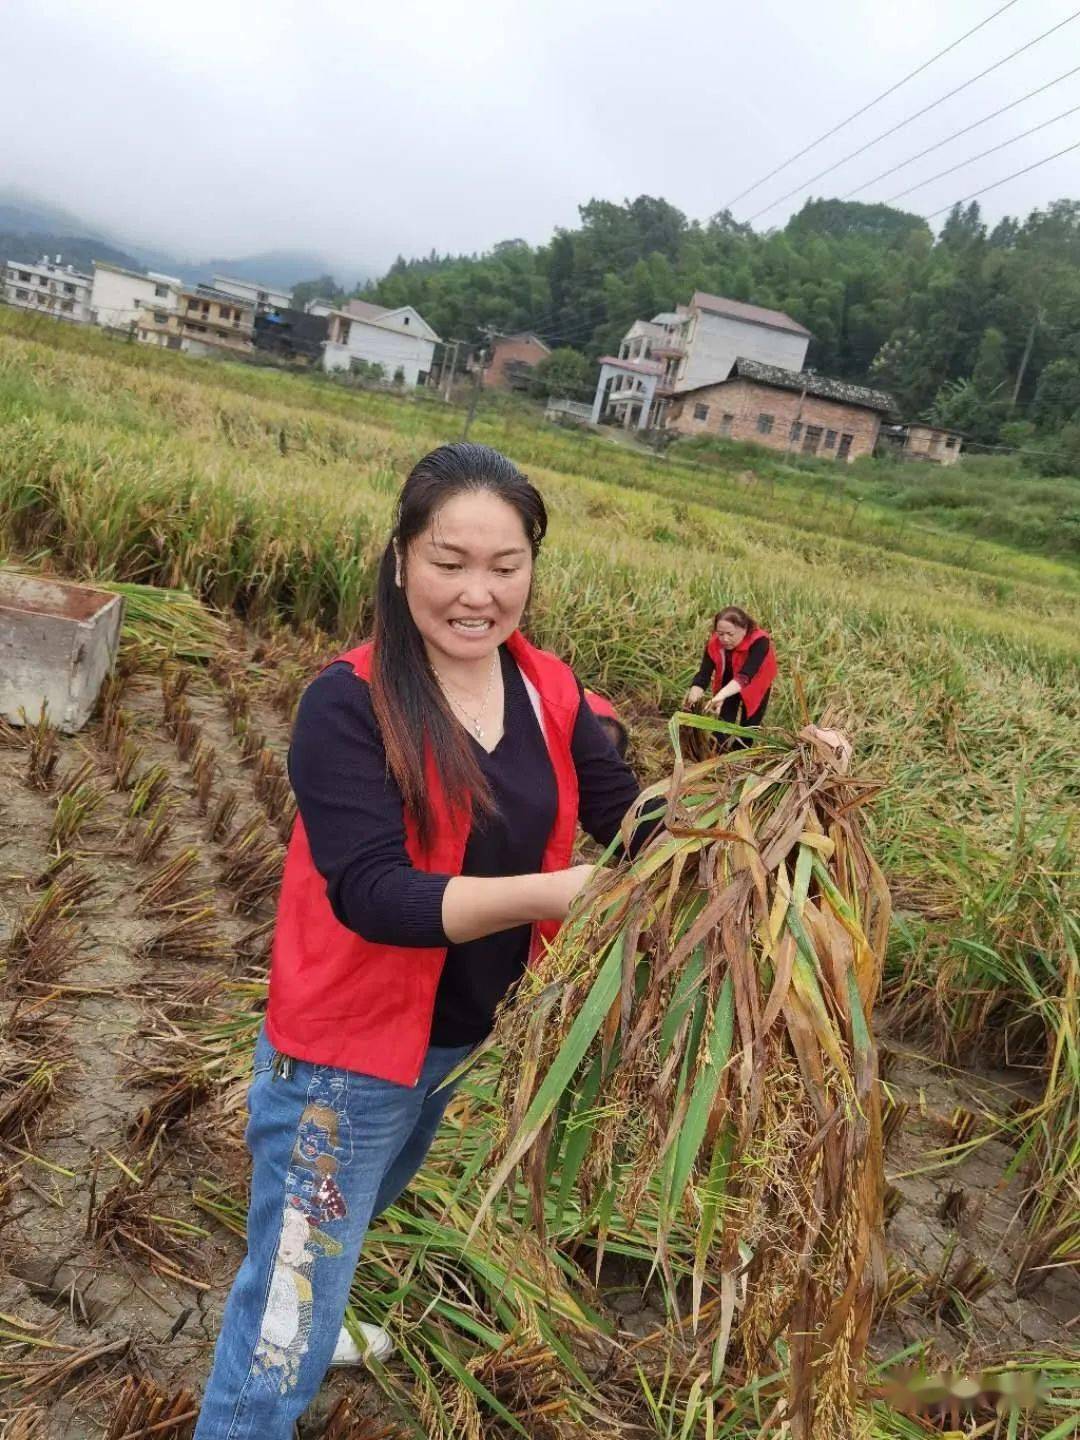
{"left": 370, "top": 443, "right": 548, "bottom": 842}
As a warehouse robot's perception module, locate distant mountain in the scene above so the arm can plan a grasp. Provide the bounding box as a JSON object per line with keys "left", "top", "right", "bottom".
{"left": 0, "top": 188, "right": 111, "bottom": 240}
{"left": 125, "top": 244, "right": 341, "bottom": 290}
{"left": 0, "top": 187, "right": 358, "bottom": 292}
{"left": 0, "top": 232, "right": 143, "bottom": 275}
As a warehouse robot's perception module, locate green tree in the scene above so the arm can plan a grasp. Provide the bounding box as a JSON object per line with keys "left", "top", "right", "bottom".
{"left": 291, "top": 274, "right": 344, "bottom": 310}
{"left": 344, "top": 189, "right": 1080, "bottom": 452}
{"left": 972, "top": 327, "right": 1009, "bottom": 399}
{"left": 530, "top": 347, "right": 592, "bottom": 399}
{"left": 1032, "top": 357, "right": 1080, "bottom": 430}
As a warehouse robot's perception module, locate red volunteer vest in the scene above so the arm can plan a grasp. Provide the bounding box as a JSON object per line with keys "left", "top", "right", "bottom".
{"left": 265, "top": 631, "right": 581, "bottom": 1085}
{"left": 583, "top": 689, "right": 618, "bottom": 723}
{"left": 705, "top": 626, "right": 777, "bottom": 716}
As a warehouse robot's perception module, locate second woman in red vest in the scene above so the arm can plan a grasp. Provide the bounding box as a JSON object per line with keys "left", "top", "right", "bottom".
{"left": 684, "top": 606, "right": 777, "bottom": 732}
{"left": 195, "top": 443, "right": 647, "bottom": 1438}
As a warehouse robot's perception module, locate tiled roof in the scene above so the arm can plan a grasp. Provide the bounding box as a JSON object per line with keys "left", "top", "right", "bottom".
{"left": 344, "top": 299, "right": 392, "bottom": 322}
{"left": 690, "top": 290, "right": 812, "bottom": 338}
{"left": 720, "top": 357, "right": 896, "bottom": 412}
{"left": 497, "top": 332, "right": 551, "bottom": 352}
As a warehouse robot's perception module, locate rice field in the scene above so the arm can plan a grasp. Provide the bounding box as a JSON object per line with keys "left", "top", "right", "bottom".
{"left": 0, "top": 306, "right": 1077, "bottom": 1437}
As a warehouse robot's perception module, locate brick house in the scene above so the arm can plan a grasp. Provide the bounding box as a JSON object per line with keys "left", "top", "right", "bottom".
{"left": 901, "top": 423, "right": 963, "bottom": 465}
{"left": 596, "top": 292, "right": 810, "bottom": 429}
{"left": 485, "top": 333, "right": 551, "bottom": 391}
{"left": 667, "top": 357, "right": 895, "bottom": 462}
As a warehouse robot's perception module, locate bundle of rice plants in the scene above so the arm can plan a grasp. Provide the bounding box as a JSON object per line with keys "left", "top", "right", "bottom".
{"left": 205, "top": 787, "right": 239, "bottom": 843}
{"left": 136, "top": 849, "right": 200, "bottom": 912}
{"left": 98, "top": 580, "right": 228, "bottom": 664}
{"left": 48, "top": 775, "right": 107, "bottom": 850}
{"left": 125, "top": 763, "right": 171, "bottom": 819}
{"left": 4, "top": 872, "right": 92, "bottom": 993}
{"left": 188, "top": 740, "right": 217, "bottom": 813}
{"left": 88, "top": 1159, "right": 209, "bottom": 1291}
{"left": 136, "top": 896, "right": 229, "bottom": 965}
{"left": 127, "top": 798, "right": 174, "bottom": 864}
{"left": 475, "top": 718, "right": 889, "bottom": 1440}
{"left": 20, "top": 706, "right": 58, "bottom": 791}
{"left": 103, "top": 1376, "right": 197, "bottom": 1439}
{"left": 218, "top": 819, "right": 283, "bottom": 913}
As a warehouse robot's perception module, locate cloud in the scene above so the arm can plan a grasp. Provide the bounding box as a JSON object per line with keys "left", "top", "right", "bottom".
{"left": 2, "top": 0, "right": 1076, "bottom": 275}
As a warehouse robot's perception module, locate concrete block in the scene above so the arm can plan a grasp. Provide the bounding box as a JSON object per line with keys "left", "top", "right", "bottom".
{"left": 0, "top": 571, "right": 124, "bottom": 733}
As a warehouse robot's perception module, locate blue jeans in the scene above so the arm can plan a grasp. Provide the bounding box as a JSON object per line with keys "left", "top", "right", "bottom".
{"left": 195, "top": 1028, "right": 473, "bottom": 1438}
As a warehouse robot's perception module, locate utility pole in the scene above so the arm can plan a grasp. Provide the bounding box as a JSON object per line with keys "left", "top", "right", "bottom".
{"left": 463, "top": 341, "right": 492, "bottom": 439}
{"left": 463, "top": 327, "right": 495, "bottom": 438}
{"left": 442, "top": 339, "right": 460, "bottom": 403}
{"left": 785, "top": 384, "right": 808, "bottom": 456}
{"left": 1010, "top": 306, "right": 1042, "bottom": 411}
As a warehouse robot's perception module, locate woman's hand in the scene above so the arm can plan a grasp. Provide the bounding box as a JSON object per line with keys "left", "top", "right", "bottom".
{"left": 544, "top": 863, "right": 596, "bottom": 919}
{"left": 705, "top": 679, "right": 741, "bottom": 715}
{"left": 442, "top": 864, "right": 596, "bottom": 943}
{"left": 684, "top": 685, "right": 705, "bottom": 709}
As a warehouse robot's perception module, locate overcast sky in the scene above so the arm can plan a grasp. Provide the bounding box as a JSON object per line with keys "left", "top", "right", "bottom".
{"left": 3, "top": 0, "right": 1079, "bottom": 278}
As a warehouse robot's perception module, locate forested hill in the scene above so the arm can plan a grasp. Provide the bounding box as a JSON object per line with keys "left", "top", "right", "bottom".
{"left": 356, "top": 196, "right": 1080, "bottom": 468}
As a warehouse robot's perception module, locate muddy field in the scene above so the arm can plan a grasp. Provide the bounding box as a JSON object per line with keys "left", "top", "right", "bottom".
{"left": 0, "top": 633, "right": 1076, "bottom": 1437}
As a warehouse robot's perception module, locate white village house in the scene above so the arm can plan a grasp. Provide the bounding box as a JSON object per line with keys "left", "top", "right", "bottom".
{"left": 593, "top": 291, "right": 811, "bottom": 430}
{"left": 89, "top": 261, "right": 182, "bottom": 332}
{"left": 316, "top": 299, "right": 439, "bottom": 387}
{"left": 2, "top": 254, "right": 93, "bottom": 324}
{"left": 211, "top": 275, "right": 292, "bottom": 313}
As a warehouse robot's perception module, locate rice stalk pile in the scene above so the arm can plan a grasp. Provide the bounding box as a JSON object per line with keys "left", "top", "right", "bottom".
{"left": 477, "top": 719, "right": 890, "bottom": 1440}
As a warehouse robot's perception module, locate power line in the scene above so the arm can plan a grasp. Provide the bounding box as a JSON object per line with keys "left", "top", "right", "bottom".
{"left": 742, "top": 7, "right": 1080, "bottom": 224}
{"left": 884, "top": 102, "right": 1080, "bottom": 202}
{"left": 724, "top": 0, "right": 1025, "bottom": 209}
{"left": 920, "top": 136, "right": 1080, "bottom": 219}
{"left": 842, "top": 62, "right": 1080, "bottom": 199}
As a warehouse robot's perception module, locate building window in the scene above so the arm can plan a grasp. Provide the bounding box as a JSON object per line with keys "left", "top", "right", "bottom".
{"left": 153, "top": 311, "right": 168, "bottom": 324}
{"left": 693, "top": 402, "right": 710, "bottom": 421}
{"left": 944, "top": 435, "right": 958, "bottom": 449}
{"left": 18, "top": 271, "right": 30, "bottom": 281}
{"left": 719, "top": 412, "right": 734, "bottom": 435}
{"left": 154, "top": 284, "right": 169, "bottom": 298}
{"left": 38, "top": 276, "right": 47, "bottom": 286}
{"left": 789, "top": 420, "right": 803, "bottom": 441}
{"left": 756, "top": 413, "right": 774, "bottom": 435}
{"left": 824, "top": 429, "right": 837, "bottom": 449}
{"left": 837, "top": 433, "right": 854, "bottom": 460}
{"left": 16, "top": 288, "right": 28, "bottom": 300}
{"left": 64, "top": 283, "right": 75, "bottom": 295}
{"left": 802, "top": 425, "right": 823, "bottom": 455}
{"left": 61, "top": 300, "right": 73, "bottom": 313}
{"left": 403, "top": 315, "right": 410, "bottom": 325}
{"left": 201, "top": 302, "right": 210, "bottom": 315}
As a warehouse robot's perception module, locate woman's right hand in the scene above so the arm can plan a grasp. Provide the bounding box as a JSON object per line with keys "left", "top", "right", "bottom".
{"left": 684, "top": 685, "right": 705, "bottom": 709}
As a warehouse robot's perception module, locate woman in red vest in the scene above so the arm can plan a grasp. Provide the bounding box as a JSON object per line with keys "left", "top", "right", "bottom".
{"left": 684, "top": 606, "right": 777, "bottom": 733}
{"left": 196, "top": 444, "right": 647, "bottom": 1438}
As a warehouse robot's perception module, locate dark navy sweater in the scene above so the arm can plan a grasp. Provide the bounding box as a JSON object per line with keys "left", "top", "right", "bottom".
{"left": 288, "top": 648, "right": 643, "bottom": 1045}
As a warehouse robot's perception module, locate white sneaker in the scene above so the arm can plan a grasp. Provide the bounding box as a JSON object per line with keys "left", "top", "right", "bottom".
{"left": 330, "top": 1320, "right": 393, "bottom": 1366}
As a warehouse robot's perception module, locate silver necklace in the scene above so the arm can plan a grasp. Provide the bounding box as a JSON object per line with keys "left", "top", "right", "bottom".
{"left": 436, "top": 652, "right": 499, "bottom": 740}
